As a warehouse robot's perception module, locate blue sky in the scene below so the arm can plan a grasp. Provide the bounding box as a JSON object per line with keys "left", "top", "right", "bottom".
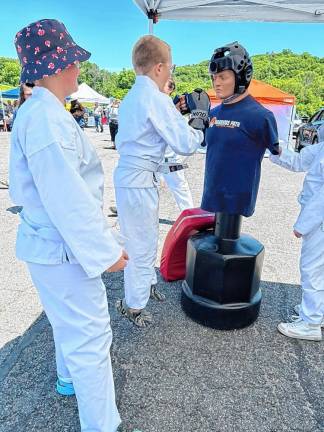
{"left": 1, "top": 0, "right": 323, "bottom": 71}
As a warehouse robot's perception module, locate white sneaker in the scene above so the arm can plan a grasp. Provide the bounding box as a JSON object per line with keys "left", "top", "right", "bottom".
{"left": 278, "top": 317, "right": 322, "bottom": 341}
{"left": 293, "top": 304, "right": 324, "bottom": 327}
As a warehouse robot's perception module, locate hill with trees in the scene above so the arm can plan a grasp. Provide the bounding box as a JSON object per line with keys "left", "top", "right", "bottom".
{"left": 1, "top": 50, "right": 323, "bottom": 116}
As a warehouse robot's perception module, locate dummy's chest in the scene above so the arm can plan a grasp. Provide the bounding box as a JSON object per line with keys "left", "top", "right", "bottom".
{"left": 206, "top": 119, "right": 258, "bottom": 153}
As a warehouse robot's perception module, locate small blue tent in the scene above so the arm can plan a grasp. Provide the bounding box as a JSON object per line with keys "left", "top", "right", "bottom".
{"left": 1, "top": 87, "right": 19, "bottom": 99}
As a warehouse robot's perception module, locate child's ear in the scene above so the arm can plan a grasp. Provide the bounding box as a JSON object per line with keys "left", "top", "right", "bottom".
{"left": 156, "top": 62, "right": 163, "bottom": 74}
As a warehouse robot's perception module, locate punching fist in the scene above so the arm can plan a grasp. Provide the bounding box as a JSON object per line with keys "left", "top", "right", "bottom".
{"left": 187, "top": 89, "right": 210, "bottom": 132}
{"left": 174, "top": 89, "right": 210, "bottom": 132}
{"left": 107, "top": 250, "right": 129, "bottom": 272}
{"left": 173, "top": 94, "right": 188, "bottom": 114}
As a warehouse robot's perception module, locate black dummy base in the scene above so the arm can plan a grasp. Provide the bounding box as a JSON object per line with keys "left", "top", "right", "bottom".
{"left": 181, "top": 213, "right": 265, "bottom": 330}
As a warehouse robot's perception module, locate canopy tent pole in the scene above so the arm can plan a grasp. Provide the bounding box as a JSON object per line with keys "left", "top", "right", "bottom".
{"left": 148, "top": 19, "right": 154, "bottom": 34}
{"left": 288, "top": 105, "right": 296, "bottom": 145}
{"left": 146, "top": 0, "right": 159, "bottom": 34}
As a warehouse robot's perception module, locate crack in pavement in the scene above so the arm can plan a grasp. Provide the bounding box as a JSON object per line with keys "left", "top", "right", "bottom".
{"left": 293, "top": 342, "right": 324, "bottom": 431}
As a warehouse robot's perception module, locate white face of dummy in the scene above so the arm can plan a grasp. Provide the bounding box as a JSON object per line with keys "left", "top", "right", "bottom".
{"left": 211, "top": 69, "right": 236, "bottom": 100}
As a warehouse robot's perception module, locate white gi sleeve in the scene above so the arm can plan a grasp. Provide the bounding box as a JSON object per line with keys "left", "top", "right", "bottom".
{"left": 294, "top": 163, "right": 324, "bottom": 236}
{"left": 27, "top": 142, "right": 123, "bottom": 278}
{"left": 149, "top": 94, "right": 204, "bottom": 155}
{"left": 269, "top": 145, "right": 319, "bottom": 172}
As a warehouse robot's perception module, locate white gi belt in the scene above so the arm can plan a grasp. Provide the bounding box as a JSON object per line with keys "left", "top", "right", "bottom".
{"left": 159, "top": 161, "right": 188, "bottom": 174}
{"left": 18, "top": 210, "right": 64, "bottom": 243}
{"left": 118, "top": 155, "right": 188, "bottom": 174}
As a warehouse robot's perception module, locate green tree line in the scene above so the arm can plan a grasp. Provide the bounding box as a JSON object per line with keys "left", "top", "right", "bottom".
{"left": 1, "top": 50, "right": 323, "bottom": 116}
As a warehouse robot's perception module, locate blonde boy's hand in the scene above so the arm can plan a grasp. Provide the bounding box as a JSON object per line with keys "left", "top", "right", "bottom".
{"left": 175, "top": 95, "right": 188, "bottom": 113}
{"left": 293, "top": 230, "right": 302, "bottom": 238}
{"left": 107, "top": 250, "right": 129, "bottom": 272}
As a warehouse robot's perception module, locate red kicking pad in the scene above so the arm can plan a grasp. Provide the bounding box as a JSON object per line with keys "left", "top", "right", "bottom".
{"left": 160, "top": 208, "right": 215, "bottom": 281}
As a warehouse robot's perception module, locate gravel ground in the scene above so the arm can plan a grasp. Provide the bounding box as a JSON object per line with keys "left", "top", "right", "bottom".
{"left": 0, "top": 129, "right": 323, "bottom": 432}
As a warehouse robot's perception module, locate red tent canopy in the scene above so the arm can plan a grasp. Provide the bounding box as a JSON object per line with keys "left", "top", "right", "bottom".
{"left": 207, "top": 79, "right": 296, "bottom": 107}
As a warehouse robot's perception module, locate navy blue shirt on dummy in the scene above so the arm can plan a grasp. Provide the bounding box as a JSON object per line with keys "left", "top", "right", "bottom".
{"left": 201, "top": 95, "right": 279, "bottom": 217}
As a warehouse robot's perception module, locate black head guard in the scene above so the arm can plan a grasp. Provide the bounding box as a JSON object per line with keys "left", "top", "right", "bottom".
{"left": 208, "top": 42, "right": 253, "bottom": 95}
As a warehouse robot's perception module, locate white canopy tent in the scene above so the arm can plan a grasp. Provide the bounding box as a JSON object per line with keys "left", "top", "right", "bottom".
{"left": 134, "top": 0, "right": 324, "bottom": 31}
{"left": 69, "top": 82, "right": 111, "bottom": 104}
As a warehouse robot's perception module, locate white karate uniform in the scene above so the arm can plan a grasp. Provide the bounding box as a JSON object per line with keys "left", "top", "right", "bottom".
{"left": 162, "top": 147, "right": 194, "bottom": 211}
{"left": 270, "top": 143, "right": 324, "bottom": 325}
{"left": 9, "top": 86, "right": 122, "bottom": 432}
{"left": 114, "top": 75, "right": 203, "bottom": 309}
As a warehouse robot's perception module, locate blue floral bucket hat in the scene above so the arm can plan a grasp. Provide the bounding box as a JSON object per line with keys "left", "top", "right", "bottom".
{"left": 14, "top": 19, "right": 91, "bottom": 83}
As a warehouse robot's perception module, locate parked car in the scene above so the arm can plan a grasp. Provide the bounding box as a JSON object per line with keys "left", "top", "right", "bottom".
{"left": 292, "top": 112, "right": 303, "bottom": 137}
{"left": 317, "top": 123, "right": 324, "bottom": 143}
{"left": 295, "top": 108, "right": 324, "bottom": 152}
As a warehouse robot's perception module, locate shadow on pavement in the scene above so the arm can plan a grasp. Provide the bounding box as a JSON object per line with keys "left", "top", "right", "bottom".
{"left": 158, "top": 218, "right": 175, "bottom": 226}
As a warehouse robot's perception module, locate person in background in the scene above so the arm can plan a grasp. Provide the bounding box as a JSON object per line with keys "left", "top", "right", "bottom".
{"left": 5, "top": 111, "right": 14, "bottom": 132}
{"left": 12, "top": 83, "right": 34, "bottom": 125}
{"left": 70, "top": 99, "right": 85, "bottom": 130}
{"left": 108, "top": 100, "right": 119, "bottom": 149}
{"left": 161, "top": 78, "right": 194, "bottom": 211}
{"left": 94, "top": 101, "right": 103, "bottom": 132}
{"left": 102, "top": 107, "right": 108, "bottom": 126}
{"left": 6, "top": 100, "right": 14, "bottom": 114}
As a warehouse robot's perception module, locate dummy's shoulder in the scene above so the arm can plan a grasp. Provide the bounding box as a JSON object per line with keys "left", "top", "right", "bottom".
{"left": 209, "top": 106, "right": 221, "bottom": 117}
{"left": 248, "top": 96, "right": 274, "bottom": 119}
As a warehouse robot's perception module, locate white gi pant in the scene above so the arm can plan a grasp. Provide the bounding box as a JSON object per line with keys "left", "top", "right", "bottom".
{"left": 115, "top": 187, "right": 159, "bottom": 309}
{"left": 162, "top": 153, "right": 193, "bottom": 211}
{"left": 299, "top": 224, "right": 324, "bottom": 325}
{"left": 162, "top": 170, "right": 194, "bottom": 211}
{"left": 27, "top": 262, "right": 121, "bottom": 432}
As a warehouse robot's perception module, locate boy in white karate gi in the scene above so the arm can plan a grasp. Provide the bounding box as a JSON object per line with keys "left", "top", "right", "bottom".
{"left": 114, "top": 35, "right": 204, "bottom": 327}
{"left": 271, "top": 144, "right": 324, "bottom": 341}
{"left": 10, "top": 19, "right": 130, "bottom": 432}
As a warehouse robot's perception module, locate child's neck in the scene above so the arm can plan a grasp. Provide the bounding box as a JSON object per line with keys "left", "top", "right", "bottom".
{"left": 140, "top": 72, "right": 163, "bottom": 91}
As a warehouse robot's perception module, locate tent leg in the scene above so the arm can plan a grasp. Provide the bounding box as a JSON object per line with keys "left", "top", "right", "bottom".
{"left": 148, "top": 19, "right": 154, "bottom": 34}
{"left": 288, "top": 105, "right": 296, "bottom": 150}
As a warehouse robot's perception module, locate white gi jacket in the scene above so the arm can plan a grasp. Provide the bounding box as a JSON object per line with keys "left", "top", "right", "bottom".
{"left": 9, "top": 86, "right": 122, "bottom": 278}
{"left": 270, "top": 143, "right": 324, "bottom": 236}
{"left": 114, "top": 75, "right": 203, "bottom": 188}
